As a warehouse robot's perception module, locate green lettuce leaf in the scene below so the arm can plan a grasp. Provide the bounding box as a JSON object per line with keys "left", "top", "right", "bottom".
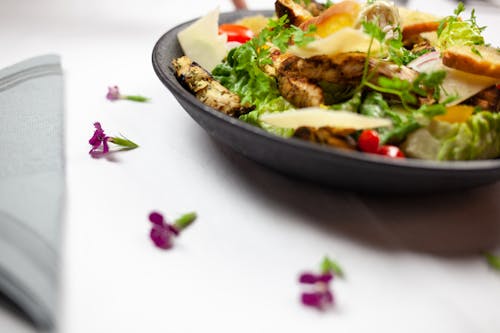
{"left": 239, "top": 97, "right": 294, "bottom": 138}
{"left": 437, "top": 3, "right": 485, "bottom": 50}
{"left": 402, "top": 111, "right": 500, "bottom": 160}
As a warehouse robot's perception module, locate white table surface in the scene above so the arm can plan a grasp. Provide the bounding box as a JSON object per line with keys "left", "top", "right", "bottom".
{"left": 1, "top": 0, "right": 500, "bottom": 332}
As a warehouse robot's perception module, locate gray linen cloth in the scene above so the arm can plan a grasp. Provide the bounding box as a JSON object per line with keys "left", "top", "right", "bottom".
{"left": 0, "top": 55, "right": 64, "bottom": 330}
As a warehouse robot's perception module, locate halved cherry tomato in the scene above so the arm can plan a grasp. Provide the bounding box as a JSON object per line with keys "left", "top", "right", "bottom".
{"left": 358, "top": 130, "right": 405, "bottom": 158}
{"left": 218, "top": 24, "right": 254, "bottom": 43}
{"left": 358, "top": 130, "right": 380, "bottom": 154}
{"left": 378, "top": 145, "right": 405, "bottom": 158}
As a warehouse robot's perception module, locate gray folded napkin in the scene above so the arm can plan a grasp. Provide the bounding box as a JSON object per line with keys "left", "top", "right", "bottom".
{"left": 0, "top": 55, "right": 64, "bottom": 331}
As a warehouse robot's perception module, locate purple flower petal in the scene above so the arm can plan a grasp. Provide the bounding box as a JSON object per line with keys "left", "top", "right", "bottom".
{"left": 88, "top": 122, "right": 111, "bottom": 156}
{"left": 149, "top": 212, "right": 164, "bottom": 226}
{"left": 150, "top": 225, "right": 173, "bottom": 249}
{"left": 301, "top": 290, "right": 334, "bottom": 310}
{"left": 317, "top": 272, "right": 333, "bottom": 284}
{"left": 106, "top": 86, "right": 121, "bottom": 101}
{"left": 299, "top": 272, "right": 319, "bottom": 284}
{"left": 299, "top": 272, "right": 333, "bottom": 284}
{"left": 102, "top": 137, "right": 110, "bottom": 154}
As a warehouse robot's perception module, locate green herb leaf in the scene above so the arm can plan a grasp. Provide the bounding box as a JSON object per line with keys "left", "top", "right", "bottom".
{"left": 362, "top": 21, "right": 386, "bottom": 43}
{"left": 485, "top": 253, "right": 500, "bottom": 271}
{"left": 174, "top": 212, "right": 197, "bottom": 231}
{"left": 320, "top": 256, "right": 345, "bottom": 278}
{"left": 109, "top": 136, "right": 139, "bottom": 150}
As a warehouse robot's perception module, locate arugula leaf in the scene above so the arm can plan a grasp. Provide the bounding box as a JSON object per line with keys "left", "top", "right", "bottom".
{"left": 212, "top": 45, "right": 280, "bottom": 107}
{"left": 213, "top": 15, "right": 316, "bottom": 119}
{"left": 362, "top": 21, "right": 422, "bottom": 66}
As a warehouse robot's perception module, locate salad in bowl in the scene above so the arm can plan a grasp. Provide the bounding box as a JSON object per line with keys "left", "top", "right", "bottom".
{"left": 170, "top": 0, "right": 499, "bottom": 162}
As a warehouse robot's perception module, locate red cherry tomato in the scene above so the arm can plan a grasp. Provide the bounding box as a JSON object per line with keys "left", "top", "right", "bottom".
{"left": 358, "top": 130, "right": 380, "bottom": 153}
{"left": 378, "top": 145, "right": 405, "bottom": 158}
{"left": 218, "top": 24, "right": 254, "bottom": 43}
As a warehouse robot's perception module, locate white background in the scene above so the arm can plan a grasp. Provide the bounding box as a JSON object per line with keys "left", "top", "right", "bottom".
{"left": 1, "top": 0, "right": 500, "bottom": 332}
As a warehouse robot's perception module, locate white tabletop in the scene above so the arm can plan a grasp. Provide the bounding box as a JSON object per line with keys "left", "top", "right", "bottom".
{"left": 1, "top": 0, "right": 500, "bottom": 332}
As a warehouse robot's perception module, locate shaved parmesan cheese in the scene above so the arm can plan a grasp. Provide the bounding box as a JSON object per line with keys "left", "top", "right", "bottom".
{"left": 260, "top": 108, "right": 392, "bottom": 130}
{"left": 177, "top": 8, "right": 227, "bottom": 71}
{"left": 287, "top": 27, "right": 381, "bottom": 58}
{"left": 408, "top": 51, "right": 499, "bottom": 105}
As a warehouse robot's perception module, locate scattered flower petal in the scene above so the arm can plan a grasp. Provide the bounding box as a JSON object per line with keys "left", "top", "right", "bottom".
{"left": 88, "top": 122, "right": 110, "bottom": 157}
{"left": 106, "top": 86, "right": 121, "bottom": 101}
{"left": 301, "top": 290, "right": 334, "bottom": 310}
{"left": 148, "top": 212, "right": 164, "bottom": 226}
{"left": 106, "top": 85, "right": 150, "bottom": 102}
{"left": 150, "top": 224, "right": 174, "bottom": 249}
{"left": 299, "top": 256, "right": 343, "bottom": 311}
{"left": 299, "top": 272, "right": 333, "bottom": 284}
{"left": 148, "top": 211, "right": 197, "bottom": 250}
{"left": 88, "top": 122, "right": 139, "bottom": 157}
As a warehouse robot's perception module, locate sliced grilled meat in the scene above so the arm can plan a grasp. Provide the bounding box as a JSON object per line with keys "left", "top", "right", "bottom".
{"left": 275, "top": 0, "right": 314, "bottom": 26}
{"left": 278, "top": 52, "right": 366, "bottom": 84}
{"left": 278, "top": 76, "right": 324, "bottom": 107}
{"left": 301, "top": 0, "right": 326, "bottom": 16}
{"left": 172, "top": 56, "right": 252, "bottom": 117}
{"left": 277, "top": 52, "right": 418, "bottom": 85}
{"left": 466, "top": 85, "right": 500, "bottom": 112}
{"left": 293, "top": 126, "right": 356, "bottom": 150}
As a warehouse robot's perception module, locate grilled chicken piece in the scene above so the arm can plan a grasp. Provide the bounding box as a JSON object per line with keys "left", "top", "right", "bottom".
{"left": 277, "top": 52, "right": 418, "bottom": 85}
{"left": 172, "top": 56, "right": 251, "bottom": 117}
{"left": 296, "top": 0, "right": 326, "bottom": 16}
{"left": 293, "top": 126, "right": 356, "bottom": 150}
{"left": 278, "top": 76, "right": 324, "bottom": 107}
{"left": 275, "top": 0, "right": 314, "bottom": 26}
{"left": 278, "top": 52, "right": 366, "bottom": 84}
{"left": 466, "top": 86, "right": 500, "bottom": 112}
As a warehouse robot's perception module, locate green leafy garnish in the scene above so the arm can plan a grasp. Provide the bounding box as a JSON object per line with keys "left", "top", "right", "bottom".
{"left": 325, "top": 0, "right": 334, "bottom": 9}
{"left": 264, "top": 15, "right": 317, "bottom": 52}
{"left": 485, "top": 253, "right": 500, "bottom": 271}
{"left": 320, "top": 256, "right": 345, "bottom": 278}
{"left": 403, "top": 111, "right": 500, "bottom": 160}
{"left": 437, "top": 2, "right": 486, "bottom": 50}
{"left": 293, "top": 0, "right": 312, "bottom": 5}
{"left": 213, "top": 15, "right": 316, "bottom": 134}
{"left": 362, "top": 21, "right": 423, "bottom": 66}
{"left": 328, "top": 21, "right": 451, "bottom": 144}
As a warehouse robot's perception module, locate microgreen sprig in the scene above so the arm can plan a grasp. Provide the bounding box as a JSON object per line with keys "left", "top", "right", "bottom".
{"left": 360, "top": 21, "right": 448, "bottom": 113}
{"left": 485, "top": 252, "right": 500, "bottom": 271}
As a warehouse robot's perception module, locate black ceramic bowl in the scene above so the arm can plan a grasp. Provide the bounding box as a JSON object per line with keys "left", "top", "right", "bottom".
{"left": 152, "top": 10, "right": 500, "bottom": 193}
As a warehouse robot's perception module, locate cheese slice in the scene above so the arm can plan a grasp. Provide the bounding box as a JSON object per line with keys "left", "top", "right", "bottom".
{"left": 408, "top": 52, "right": 499, "bottom": 105}
{"left": 177, "top": 8, "right": 227, "bottom": 71}
{"left": 260, "top": 108, "right": 392, "bottom": 130}
{"left": 288, "top": 27, "right": 381, "bottom": 58}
